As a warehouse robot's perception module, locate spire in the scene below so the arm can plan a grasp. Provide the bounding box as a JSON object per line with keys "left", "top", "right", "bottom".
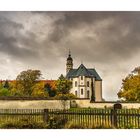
{"left": 69, "top": 49, "right": 71, "bottom": 57}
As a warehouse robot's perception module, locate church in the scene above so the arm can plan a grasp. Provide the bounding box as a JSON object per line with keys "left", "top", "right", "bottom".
{"left": 66, "top": 51, "right": 102, "bottom": 101}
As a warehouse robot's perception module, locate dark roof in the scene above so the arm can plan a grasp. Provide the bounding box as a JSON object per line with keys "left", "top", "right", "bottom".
{"left": 88, "top": 69, "right": 102, "bottom": 81}
{"left": 66, "top": 64, "right": 102, "bottom": 81}
{"left": 67, "top": 54, "right": 73, "bottom": 61}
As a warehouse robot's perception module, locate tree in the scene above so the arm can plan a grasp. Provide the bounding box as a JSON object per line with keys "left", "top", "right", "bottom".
{"left": 56, "top": 74, "right": 72, "bottom": 110}
{"left": 0, "top": 88, "right": 10, "bottom": 96}
{"left": 56, "top": 74, "right": 72, "bottom": 94}
{"left": 0, "top": 81, "right": 10, "bottom": 96}
{"left": 9, "top": 80, "right": 22, "bottom": 96}
{"left": 118, "top": 67, "right": 140, "bottom": 101}
{"left": 3, "top": 80, "right": 10, "bottom": 89}
{"left": 16, "top": 69, "right": 42, "bottom": 96}
{"left": 44, "top": 83, "right": 56, "bottom": 97}
{"left": 32, "top": 81, "right": 48, "bottom": 97}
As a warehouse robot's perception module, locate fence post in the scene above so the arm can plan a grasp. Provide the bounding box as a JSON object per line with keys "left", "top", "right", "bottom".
{"left": 44, "top": 109, "right": 49, "bottom": 123}
{"left": 111, "top": 103, "right": 122, "bottom": 128}
{"left": 111, "top": 109, "right": 117, "bottom": 128}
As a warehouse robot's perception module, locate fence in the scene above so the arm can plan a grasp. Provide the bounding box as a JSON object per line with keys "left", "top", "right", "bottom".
{"left": 0, "top": 109, "right": 44, "bottom": 124}
{"left": 0, "top": 108, "right": 140, "bottom": 128}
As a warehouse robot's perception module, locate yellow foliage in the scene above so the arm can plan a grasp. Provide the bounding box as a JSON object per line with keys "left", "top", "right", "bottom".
{"left": 118, "top": 74, "right": 140, "bottom": 101}
{"left": 32, "top": 81, "right": 48, "bottom": 97}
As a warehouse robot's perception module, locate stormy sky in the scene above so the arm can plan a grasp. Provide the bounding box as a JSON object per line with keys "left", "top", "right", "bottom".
{"left": 0, "top": 11, "right": 140, "bottom": 100}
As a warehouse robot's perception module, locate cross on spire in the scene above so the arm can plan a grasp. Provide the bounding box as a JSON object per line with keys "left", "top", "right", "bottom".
{"left": 69, "top": 49, "right": 71, "bottom": 57}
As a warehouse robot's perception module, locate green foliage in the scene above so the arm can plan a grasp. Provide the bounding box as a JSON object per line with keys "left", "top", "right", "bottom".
{"left": 0, "top": 81, "right": 11, "bottom": 96}
{"left": 3, "top": 80, "right": 10, "bottom": 89}
{"left": 56, "top": 74, "right": 72, "bottom": 95}
{"left": 0, "top": 88, "right": 10, "bottom": 96}
{"left": 55, "top": 93, "right": 76, "bottom": 100}
{"left": 16, "top": 69, "right": 42, "bottom": 96}
{"left": 118, "top": 74, "right": 140, "bottom": 101}
{"left": 31, "top": 82, "right": 48, "bottom": 97}
{"left": 44, "top": 83, "right": 56, "bottom": 97}
{"left": 47, "top": 116, "right": 68, "bottom": 129}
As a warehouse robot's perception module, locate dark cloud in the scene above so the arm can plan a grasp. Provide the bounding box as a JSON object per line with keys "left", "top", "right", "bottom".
{"left": 46, "top": 12, "right": 140, "bottom": 64}
{"left": 0, "top": 17, "right": 40, "bottom": 62}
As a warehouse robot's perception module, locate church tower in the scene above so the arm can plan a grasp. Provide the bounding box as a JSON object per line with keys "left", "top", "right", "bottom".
{"left": 66, "top": 50, "right": 73, "bottom": 74}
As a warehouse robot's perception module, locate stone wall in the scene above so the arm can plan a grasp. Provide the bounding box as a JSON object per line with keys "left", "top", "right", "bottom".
{"left": 0, "top": 100, "right": 70, "bottom": 109}
{"left": 74, "top": 100, "right": 140, "bottom": 109}
{"left": 0, "top": 99, "right": 140, "bottom": 109}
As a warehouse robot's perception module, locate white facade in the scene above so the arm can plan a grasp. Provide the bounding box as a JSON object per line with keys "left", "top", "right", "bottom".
{"left": 69, "top": 76, "right": 102, "bottom": 101}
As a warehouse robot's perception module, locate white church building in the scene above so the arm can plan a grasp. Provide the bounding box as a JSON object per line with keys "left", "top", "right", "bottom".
{"left": 66, "top": 51, "right": 102, "bottom": 101}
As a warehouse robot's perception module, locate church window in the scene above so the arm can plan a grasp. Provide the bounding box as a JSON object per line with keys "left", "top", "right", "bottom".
{"left": 87, "top": 81, "right": 90, "bottom": 87}
{"left": 70, "top": 78, "right": 73, "bottom": 81}
{"left": 81, "top": 89, "right": 83, "bottom": 95}
{"left": 75, "top": 81, "right": 77, "bottom": 87}
{"left": 87, "top": 90, "right": 90, "bottom": 98}
{"left": 81, "top": 76, "right": 83, "bottom": 80}
{"left": 75, "top": 91, "right": 77, "bottom": 97}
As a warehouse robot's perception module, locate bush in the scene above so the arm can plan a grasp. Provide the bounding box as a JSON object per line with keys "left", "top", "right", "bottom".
{"left": 47, "top": 116, "right": 68, "bottom": 129}
{"left": 55, "top": 93, "right": 76, "bottom": 100}
{"left": 0, "top": 88, "right": 10, "bottom": 96}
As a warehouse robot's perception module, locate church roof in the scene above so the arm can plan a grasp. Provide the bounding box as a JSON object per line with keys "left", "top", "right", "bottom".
{"left": 66, "top": 64, "right": 102, "bottom": 81}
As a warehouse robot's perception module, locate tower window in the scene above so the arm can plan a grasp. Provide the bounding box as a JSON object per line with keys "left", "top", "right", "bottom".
{"left": 87, "top": 81, "right": 90, "bottom": 87}
{"left": 75, "top": 81, "right": 77, "bottom": 87}
{"left": 87, "top": 90, "right": 90, "bottom": 98}
{"left": 81, "top": 76, "right": 83, "bottom": 80}
{"left": 81, "top": 89, "right": 83, "bottom": 95}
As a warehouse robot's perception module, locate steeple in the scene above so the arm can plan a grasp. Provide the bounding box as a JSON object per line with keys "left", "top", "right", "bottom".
{"left": 68, "top": 49, "right": 71, "bottom": 57}
{"left": 66, "top": 50, "right": 73, "bottom": 74}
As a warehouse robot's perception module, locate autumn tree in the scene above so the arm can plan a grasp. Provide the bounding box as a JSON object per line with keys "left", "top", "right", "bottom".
{"left": 118, "top": 67, "right": 140, "bottom": 101}
{"left": 32, "top": 81, "right": 48, "bottom": 97}
{"left": 44, "top": 83, "right": 56, "bottom": 97}
{"left": 3, "top": 80, "right": 10, "bottom": 89}
{"left": 16, "top": 69, "right": 42, "bottom": 96}
{"left": 56, "top": 74, "right": 72, "bottom": 95}
{"left": 0, "top": 81, "right": 10, "bottom": 96}
{"left": 56, "top": 74, "right": 73, "bottom": 110}
{"left": 10, "top": 80, "right": 21, "bottom": 96}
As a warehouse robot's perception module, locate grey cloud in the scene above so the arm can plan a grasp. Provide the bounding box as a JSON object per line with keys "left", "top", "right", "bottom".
{"left": 0, "top": 17, "right": 40, "bottom": 62}
{"left": 46, "top": 12, "right": 140, "bottom": 65}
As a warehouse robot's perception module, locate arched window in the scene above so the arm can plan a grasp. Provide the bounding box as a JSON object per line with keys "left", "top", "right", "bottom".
{"left": 75, "top": 81, "right": 77, "bottom": 87}
{"left": 87, "top": 90, "right": 90, "bottom": 98}
{"left": 81, "top": 76, "right": 83, "bottom": 80}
